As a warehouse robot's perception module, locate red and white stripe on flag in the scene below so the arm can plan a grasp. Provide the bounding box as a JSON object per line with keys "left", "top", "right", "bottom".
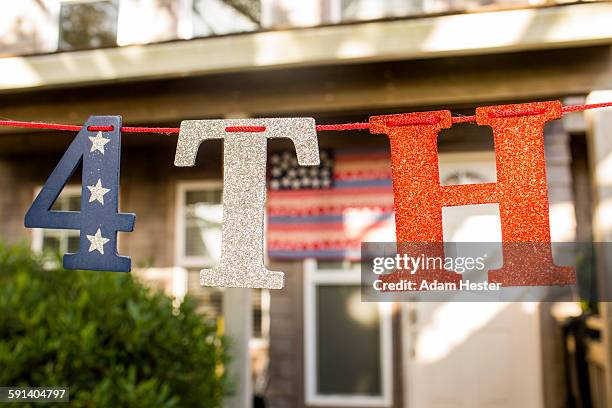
{"left": 267, "top": 149, "right": 395, "bottom": 259}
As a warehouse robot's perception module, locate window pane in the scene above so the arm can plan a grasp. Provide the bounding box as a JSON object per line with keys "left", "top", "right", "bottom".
{"left": 184, "top": 189, "right": 223, "bottom": 260}
{"left": 67, "top": 235, "right": 81, "bottom": 253}
{"left": 59, "top": 1, "right": 118, "bottom": 51}
{"left": 186, "top": 189, "right": 222, "bottom": 205}
{"left": 186, "top": 271, "right": 264, "bottom": 340}
{"left": 317, "top": 260, "right": 361, "bottom": 271}
{"left": 340, "top": 0, "right": 423, "bottom": 21}
{"left": 188, "top": 270, "right": 224, "bottom": 317}
{"left": 185, "top": 225, "right": 209, "bottom": 257}
{"left": 316, "top": 285, "right": 382, "bottom": 396}
{"left": 192, "top": 0, "right": 260, "bottom": 37}
{"left": 67, "top": 195, "right": 81, "bottom": 211}
{"left": 261, "top": 0, "right": 325, "bottom": 28}
{"left": 42, "top": 235, "right": 61, "bottom": 253}
{"left": 51, "top": 196, "right": 63, "bottom": 211}
{"left": 339, "top": 0, "right": 536, "bottom": 22}
{"left": 252, "top": 288, "right": 263, "bottom": 338}
{"left": 316, "top": 260, "right": 345, "bottom": 270}
{"left": 40, "top": 189, "right": 81, "bottom": 255}
{"left": 50, "top": 189, "right": 81, "bottom": 211}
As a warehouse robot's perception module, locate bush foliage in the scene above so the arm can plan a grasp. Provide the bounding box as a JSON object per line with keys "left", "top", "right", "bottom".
{"left": 0, "top": 243, "right": 229, "bottom": 407}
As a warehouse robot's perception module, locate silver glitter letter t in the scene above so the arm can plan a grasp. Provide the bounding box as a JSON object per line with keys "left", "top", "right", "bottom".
{"left": 174, "top": 118, "right": 320, "bottom": 289}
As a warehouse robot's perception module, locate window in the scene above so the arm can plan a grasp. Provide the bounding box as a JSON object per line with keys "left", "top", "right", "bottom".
{"left": 332, "top": 0, "right": 424, "bottom": 22}
{"left": 175, "top": 180, "right": 225, "bottom": 322}
{"left": 261, "top": 0, "right": 328, "bottom": 28}
{"left": 327, "top": 0, "right": 544, "bottom": 25}
{"left": 262, "top": 0, "right": 531, "bottom": 30}
{"left": 176, "top": 181, "right": 223, "bottom": 267}
{"left": 175, "top": 181, "right": 269, "bottom": 340}
{"left": 31, "top": 186, "right": 81, "bottom": 264}
{"left": 192, "top": 0, "right": 261, "bottom": 37}
{"left": 186, "top": 267, "right": 225, "bottom": 317}
{"left": 304, "top": 259, "right": 392, "bottom": 406}
{"left": 59, "top": 0, "right": 119, "bottom": 51}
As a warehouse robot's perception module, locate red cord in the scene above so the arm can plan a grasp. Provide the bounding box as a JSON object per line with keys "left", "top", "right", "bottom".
{"left": 0, "top": 102, "right": 610, "bottom": 134}
{"left": 0, "top": 120, "right": 84, "bottom": 132}
{"left": 315, "top": 122, "right": 371, "bottom": 131}
{"left": 225, "top": 126, "right": 266, "bottom": 132}
{"left": 451, "top": 115, "right": 477, "bottom": 123}
{"left": 120, "top": 126, "right": 180, "bottom": 134}
{"left": 561, "top": 101, "right": 612, "bottom": 113}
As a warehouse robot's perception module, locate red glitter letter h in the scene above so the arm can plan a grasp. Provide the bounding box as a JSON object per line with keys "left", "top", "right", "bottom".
{"left": 369, "top": 101, "right": 575, "bottom": 287}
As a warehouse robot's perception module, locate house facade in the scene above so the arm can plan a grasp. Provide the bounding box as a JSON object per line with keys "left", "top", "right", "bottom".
{"left": 1, "top": 1, "right": 612, "bottom": 407}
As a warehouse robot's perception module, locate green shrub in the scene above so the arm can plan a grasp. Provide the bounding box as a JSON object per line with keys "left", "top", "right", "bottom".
{"left": 0, "top": 243, "right": 229, "bottom": 407}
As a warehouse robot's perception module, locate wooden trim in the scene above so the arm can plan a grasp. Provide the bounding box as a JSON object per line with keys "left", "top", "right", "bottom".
{"left": 0, "top": 47, "right": 610, "bottom": 140}
{"left": 1, "top": 3, "right": 611, "bottom": 91}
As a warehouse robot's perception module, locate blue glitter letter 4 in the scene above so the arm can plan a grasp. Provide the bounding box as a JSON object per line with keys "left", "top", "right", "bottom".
{"left": 25, "top": 116, "right": 135, "bottom": 272}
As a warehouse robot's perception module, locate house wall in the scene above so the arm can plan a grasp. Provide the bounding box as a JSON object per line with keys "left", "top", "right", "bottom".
{"left": 0, "top": 107, "right": 580, "bottom": 408}
{"left": 0, "top": 45, "right": 598, "bottom": 407}
{"left": 1, "top": 47, "right": 612, "bottom": 139}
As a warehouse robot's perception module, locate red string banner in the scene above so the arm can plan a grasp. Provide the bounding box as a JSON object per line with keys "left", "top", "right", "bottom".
{"left": 8, "top": 98, "right": 612, "bottom": 287}
{"left": 0, "top": 101, "right": 610, "bottom": 134}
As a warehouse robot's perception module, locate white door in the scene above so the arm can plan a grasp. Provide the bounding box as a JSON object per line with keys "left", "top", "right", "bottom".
{"left": 403, "top": 152, "right": 544, "bottom": 408}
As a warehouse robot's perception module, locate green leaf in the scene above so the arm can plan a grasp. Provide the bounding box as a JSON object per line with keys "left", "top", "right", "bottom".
{"left": 0, "top": 242, "right": 229, "bottom": 407}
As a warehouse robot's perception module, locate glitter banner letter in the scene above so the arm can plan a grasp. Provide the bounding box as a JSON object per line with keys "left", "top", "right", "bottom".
{"left": 175, "top": 118, "right": 320, "bottom": 289}
{"left": 25, "top": 116, "right": 135, "bottom": 272}
{"left": 369, "top": 101, "right": 575, "bottom": 287}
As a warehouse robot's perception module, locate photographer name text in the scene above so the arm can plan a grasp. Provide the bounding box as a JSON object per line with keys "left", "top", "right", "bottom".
{"left": 373, "top": 279, "right": 501, "bottom": 292}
